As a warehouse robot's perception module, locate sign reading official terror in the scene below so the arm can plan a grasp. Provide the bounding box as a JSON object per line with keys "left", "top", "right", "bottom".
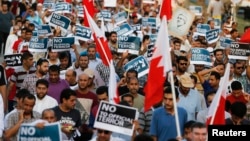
{"left": 29, "top": 36, "right": 48, "bottom": 52}
{"left": 229, "top": 42, "right": 250, "bottom": 60}
{"left": 52, "top": 37, "right": 75, "bottom": 52}
{"left": 206, "top": 29, "right": 220, "bottom": 44}
{"left": 4, "top": 54, "right": 22, "bottom": 67}
{"left": 190, "top": 48, "right": 212, "bottom": 66}
{"left": 118, "top": 36, "right": 140, "bottom": 54}
{"left": 113, "top": 11, "right": 127, "bottom": 25}
{"left": 37, "top": 25, "right": 52, "bottom": 36}
{"left": 17, "top": 122, "right": 61, "bottom": 141}
{"left": 94, "top": 101, "right": 138, "bottom": 136}
{"left": 49, "top": 13, "right": 71, "bottom": 32}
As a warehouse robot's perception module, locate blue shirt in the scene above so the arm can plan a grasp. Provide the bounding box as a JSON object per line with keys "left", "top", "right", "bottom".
{"left": 177, "top": 88, "right": 202, "bottom": 121}
{"left": 150, "top": 106, "right": 187, "bottom": 141}
{"left": 202, "top": 80, "right": 217, "bottom": 98}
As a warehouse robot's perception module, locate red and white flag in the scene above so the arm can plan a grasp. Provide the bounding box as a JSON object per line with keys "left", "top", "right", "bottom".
{"left": 85, "top": 7, "right": 119, "bottom": 104}
{"left": 84, "top": 6, "right": 112, "bottom": 66}
{"left": 108, "top": 60, "right": 120, "bottom": 104}
{"left": 83, "top": 0, "right": 96, "bottom": 27}
{"left": 144, "top": 16, "right": 172, "bottom": 112}
{"left": 206, "top": 63, "right": 230, "bottom": 125}
{"left": 159, "top": 0, "right": 172, "bottom": 20}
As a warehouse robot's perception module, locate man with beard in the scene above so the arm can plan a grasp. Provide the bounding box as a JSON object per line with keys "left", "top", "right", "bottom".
{"left": 75, "top": 73, "right": 98, "bottom": 141}
{"left": 108, "top": 31, "right": 118, "bottom": 52}
{"left": 124, "top": 77, "right": 144, "bottom": 111}
{"left": 4, "top": 94, "right": 41, "bottom": 141}
{"left": 87, "top": 45, "right": 102, "bottom": 70}
{"left": 21, "top": 58, "right": 49, "bottom": 95}
{"left": 33, "top": 79, "right": 58, "bottom": 114}
{"left": 176, "top": 56, "right": 190, "bottom": 80}
{"left": 47, "top": 65, "right": 70, "bottom": 103}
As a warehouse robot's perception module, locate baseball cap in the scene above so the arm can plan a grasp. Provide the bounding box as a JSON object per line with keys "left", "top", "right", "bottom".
{"left": 179, "top": 74, "right": 194, "bottom": 88}
{"left": 83, "top": 68, "right": 94, "bottom": 78}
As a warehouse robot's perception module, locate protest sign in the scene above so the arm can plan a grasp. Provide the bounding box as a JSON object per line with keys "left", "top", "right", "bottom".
{"left": 52, "top": 37, "right": 75, "bottom": 52}
{"left": 75, "top": 25, "right": 92, "bottom": 41}
{"left": 190, "top": 48, "right": 212, "bottom": 66}
{"left": 43, "top": 0, "right": 55, "bottom": 11}
{"left": 113, "top": 11, "right": 127, "bottom": 25}
{"left": 206, "top": 29, "right": 220, "bottom": 44}
{"left": 142, "top": 17, "right": 156, "bottom": 28}
{"left": 94, "top": 101, "right": 138, "bottom": 136}
{"left": 196, "top": 24, "right": 210, "bottom": 36}
{"left": 118, "top": 36, "right": 140, "bottom": 54}
{"left": 214, "top": 18, "right": 221, "bottom": 29}
{"left": 33, "top": 31, "right": 38, "bottom": 36}
{"left": 143, "top": 0, "right": 156, "bottom": 4}
{"left": 55, "top": 2, "right": 72, "bottom": 13}
{"left": 124, "top": 56, "right": 149, "bottom": 77}
{"left": 229, "top": 42, "right": 250, "bottom": 60}
{"left": 29, "top": 37, "right": 48, "bottom": 52}
{"left": 147, "top": 44, "right": 155, "bottom": 61}
{"left": 17, "top": 122, "right": 61, "bottom": 141}
{"left": 168, "top": 7, "right": 195, "bottom": 39}
{"left": 113, "top": 23, "right": 134, "bottom": 36}
{"left": 49, "top": 13, "right": 71, "bottom": 32}
{"left": 4, "top": 54, "right": 22, "bottom": 67}
{"left": 76, "top": 5, "right": 84, "bottom": 17}
{"left": 189, "top": 6, "right": 202, "bottom": 16}
{"left": 220, "top": 37, "right": 232, "bottom": 48}
{"left": 104, "top": 0, "right": 116, "bottom": 7}
{"left": 131, "top": 24, "right": 141, "bottom": 31}
{"left": 97, "top": 10, "right": 112, "bottom": 21}
{"left": 37, "top": 25, "right": 52, "bottom": 36}
{"left": 149, "top": 34, "right": 157, "bottom": 44}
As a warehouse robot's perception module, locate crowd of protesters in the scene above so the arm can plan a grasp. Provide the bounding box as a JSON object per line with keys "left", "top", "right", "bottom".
{"left": 0, "top": 0, "right": 250, "bottom": 141}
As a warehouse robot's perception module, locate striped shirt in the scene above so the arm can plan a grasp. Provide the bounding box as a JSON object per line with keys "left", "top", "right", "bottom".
{"left": 10, "top": 66, "right": 36, "bottom": 91}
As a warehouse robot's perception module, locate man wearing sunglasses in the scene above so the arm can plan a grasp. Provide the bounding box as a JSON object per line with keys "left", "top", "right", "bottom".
{"left": 89, "top": 128, "right": 125, "bottom": 141}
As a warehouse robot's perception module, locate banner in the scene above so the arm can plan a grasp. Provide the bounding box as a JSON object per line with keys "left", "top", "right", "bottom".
{"left": 55, "top": 2, "right": 72, "bottom": 13}
{"left": 149, "top": 34, "right": 157, "bottom": 44}
{"left": 37, "top": 25, "right": 52, "bottom": 36}
{"left": 206, "top": 29, "right": 220, "bottom": 44}
{"left": 147, "top": 44, "right": 155, "bottom": 61}
{"left": 76, "top": 5, "right": 84, "bottom": 17}
{"left": 104, "top": 0, "right": 116, "bottom": 7}
{"left": 196, "top": 24, "right": 210, "bottom": 36}
{"left": 94, "top": 101, "right": 138, "bottom": 136}
{"left": 75, "top": 25, "right": 92, "bottom": 41}
{"left": 52, "top": 37, "right": 75, "bottom": 52}
{"left": 229, "top": 42, "right": 250, "bottom": 60}
{"left": 4, "top": 54, "right": 22, "bottom": 67}
{"left": 124, "top": 56, "right": 149, "bottom": 77}
{"left": 49, "top": 13, "right": 71, "bottom": 32}
{"left": 143, "top": 0, "right": 156, "bottom": 4}
{"left": 29, "top": 36, "right": 48, "bottom": 52}
{"left": 190, "top": 48, "right": 212, "bottom": 66}
{"left": 118, "top": 36, "right": 140, "bottom": 54}
{"left": 97, "top": 10, "right": 112, "bottom": 21}
{"left": 168, "top": 7, "right": 195, "bottom": 39}
{"left": 189, "top": 6, "right": 202, "bottom": 16}
{"left": 43, "top": 0, "right": 55, "bottom": 11}
{"left": 113, "top": 23, "right": 134, "bottom": 36}
{"left": 131, "top": 24, "right": 141, "bottom": 31}
{"left": 142, "top": 17, "right": 156, "bottom": 28}
{"left": 220, "top": 37, "right": 232, "bottom": 48}
{"left": 113, "top": 11, "right": 127, "bottom": 25}
{"left": 17, "top": 122, "right": 61, "bottom": 141}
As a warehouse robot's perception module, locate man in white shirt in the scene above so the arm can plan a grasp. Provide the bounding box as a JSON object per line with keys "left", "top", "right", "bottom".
{"left": 33, "top": 79, "right": 58, "bottom": 114}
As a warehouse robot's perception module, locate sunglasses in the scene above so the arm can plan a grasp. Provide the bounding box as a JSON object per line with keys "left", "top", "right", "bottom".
{"left": 97, "top": 130, "right": 110, "bottom": 134}
{"left": 180, "top": 63, "right": 187, "bottom": 66}
{"left": 236, "top": 67, "right": 244, "bottom": 70}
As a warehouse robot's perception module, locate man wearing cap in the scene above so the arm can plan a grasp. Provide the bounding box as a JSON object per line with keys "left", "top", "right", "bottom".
{"left": 177, "top": 74, "right": 203, "bottom": 121}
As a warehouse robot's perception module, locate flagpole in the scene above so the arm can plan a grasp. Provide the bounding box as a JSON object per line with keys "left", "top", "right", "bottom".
{"left": 169, "top": 71, "right": 181, "bottom": 137}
